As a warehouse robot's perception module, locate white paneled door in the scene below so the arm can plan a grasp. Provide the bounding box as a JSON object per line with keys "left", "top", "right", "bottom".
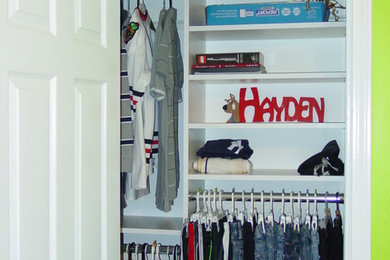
{"left": 0, "top": 0, "right": 120, "bottom": 260}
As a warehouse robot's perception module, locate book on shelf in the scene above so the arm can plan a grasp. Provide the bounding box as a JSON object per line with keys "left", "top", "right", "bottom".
{"left": 195, "top": 52, "right": 264, "bottom": 65}
{"left": 191, "top": 62, "right": 267, "bottom": 74}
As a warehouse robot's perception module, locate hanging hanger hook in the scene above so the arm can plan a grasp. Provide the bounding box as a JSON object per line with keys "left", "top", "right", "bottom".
{"left": 208, "top": 189, "right": 213, "bottom": 213}
{"left": 219, "top": 189, "right": 224, "bottom": 212}
{"left": 268, "top": 191, "right": 274, "bottom": 226}
{"left": 203, "top": 190, "right": 208, "bottom": 213}
{"left": 336, "top": 192, "right": 340, "bottom": 216}
{"left": 242, "top": 190, "right": 246, "bottom": 211}
{"left": 290, "top": 191, "right": 294, "bottom": 219}
{"left": 232, "top": 188, "right": 236, "bottom": 217}
{"left": 261, "top": 190, "right": 264, "bottom": 214}
{"left": 312, "top": 190, "right": 318, "bottom": 231}
{"left": 281, "top": 189, "right": 285, "bottom": 215}
{"left": 213, "top": 188, "right": 217, "bottom": 213}
{"left": 196, "top": 189, "right": 200, "bottom": 213}
{"left": 305, "top": 189, "right": 311, "bottom": 228}
{"left": 294, "top": 191, "right": 301, "bottom": 232}
{"left": 250, "top": 188, "right": 254, "bottom": 216}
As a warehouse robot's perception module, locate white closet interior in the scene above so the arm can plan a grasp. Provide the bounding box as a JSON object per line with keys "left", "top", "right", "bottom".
{"left": 121, "top": 1, "right": 371, "bottom": 259}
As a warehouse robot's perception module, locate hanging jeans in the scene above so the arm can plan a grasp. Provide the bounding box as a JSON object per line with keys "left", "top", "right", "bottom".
{"left": 311, "top": 229, "right": 320, "bottom": 260}
{"left": 265, "top": 222, "right": 278, "bottom": 259}
{"left": 291, "top": 227, "right": 301, "bottom": 259}
{"left": 229, "top": 221, "right": 244, "bottom": 260}
{"left": 300, "top": 225, "right": 311, "bottom": 260}
{"left": 253, "top": 223, "right": 267, "bottom": 260}
{"left": 283, "top": 224, "right": 293, "bottom": 260}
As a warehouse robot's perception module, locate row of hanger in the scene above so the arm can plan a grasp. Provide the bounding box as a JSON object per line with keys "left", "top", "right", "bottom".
{"left": 123, "top": 0, "right": 174, "bottom": 12}
{"left": 123, "top": 242, "right": 181, "bottom": 259}
{"left": 189, "top": 188, "right": 341, "bottom": 234}
{"left": 121, "top": 0, "right": 175, "bottom": 28}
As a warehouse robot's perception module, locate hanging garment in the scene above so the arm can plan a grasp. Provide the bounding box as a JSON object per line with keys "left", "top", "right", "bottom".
{"left": 121, "top": 16, "right": 134, "bottom": 174}
{"left": 125, "top": 8, "right": 158, "bottom": 190}
{"left": 150, "top": 6, "right": 184, "bottom": 212}
{"left": 121, "top": 17, "right": 150, "bottom": 200}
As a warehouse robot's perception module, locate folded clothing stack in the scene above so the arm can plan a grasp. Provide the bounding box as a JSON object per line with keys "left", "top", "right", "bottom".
{"left": 193, "top": 139, "right": 253, "bottom": 174}
{"left": 298, "top": 140, "right": 344, "bottom": 176}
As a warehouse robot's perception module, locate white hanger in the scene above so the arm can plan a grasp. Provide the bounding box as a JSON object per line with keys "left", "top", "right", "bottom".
{"left": 206, "top": 189, "right": 214, "bottom": 230}
{"left": 286, "top": 191, "right": 294, "bottom": 225}
{"left": 211, "top": 188, "right": 222, "bottom": 228}
{"left": 174, "top": 245, "right": 180, "bottom": 260}
{"left": 166, "top": 245, "right": 170, "bottom": 260}
{"left": 258, "top": 190, "right": 266, "bottom": 233}
{"left": 237, "top": 190, "right": 246, "bottom": 225}
{"left": 124, "top": 243, "right": 130, "bottom": 259}
{"left": 135, "top": 244, "right": 139, "bottom": 260}
{"left": 190, "top": 189, "right": 200, "bottom": 222}
{"left": 304, "top": 190, "right": 311, "bottom": 228}
{"left": 294, "top": 191, "right": 301, "bottom": 232}
{"left": 267, "top": 191, "right": 274, "bottom": 226}
{"left": 311, "top": 190, "right": 318, "bottom": 231}
{"left": 249, "top": 189, "right": 257, "bottom": 230}
{"left": 200, "top": 190, "right": 209, "bottom": 225}
{"left": 151, "top": 241, "right": 156, "bottom": 260}
{"left": 280, "top": 190, "right": 287, "bottom": 232}
{"left": 228, "top": 188, "right": 236, "bottom": 222}
{"left": 218, "top": 189, "right": 226, "bottom": 218}
{"left": 144, "top": 244, "right": 149, "bottom": 260}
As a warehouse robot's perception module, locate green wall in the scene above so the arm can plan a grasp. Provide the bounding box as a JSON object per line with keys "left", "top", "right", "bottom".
{"left": 372, "top": 0, "right": 390, "bottom": 258}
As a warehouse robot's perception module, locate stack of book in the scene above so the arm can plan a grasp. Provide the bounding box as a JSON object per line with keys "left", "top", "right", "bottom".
{"left": 191, "top": 52, "right": 266, "bottom": 74}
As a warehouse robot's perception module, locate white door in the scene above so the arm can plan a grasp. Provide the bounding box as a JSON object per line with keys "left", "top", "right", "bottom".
{"left": 0, "top": 0, "right": 120, "bottom": 259}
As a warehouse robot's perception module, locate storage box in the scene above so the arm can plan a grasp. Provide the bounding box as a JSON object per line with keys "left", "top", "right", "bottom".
{"left": 206, "top": 2, "right": 329, "bottom": 25}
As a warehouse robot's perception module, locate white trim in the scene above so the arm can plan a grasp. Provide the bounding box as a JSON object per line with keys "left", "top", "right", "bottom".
{"left": 345, "top": 0, "right": 372, "bottom": 259}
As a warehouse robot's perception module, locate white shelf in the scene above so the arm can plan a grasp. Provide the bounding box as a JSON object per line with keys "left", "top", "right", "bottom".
{"left": 188, "top": 72, "right": 346, "bottom": 83}
{"left": 121, "top": 216, "right": 182, "bottom": 235}
{"left": 189, "top": 22, "right": 346, "bottom": 40}
{"left": 188, "top": 169, "right": 344, "bottom": 182}
{"left": 188, "top": 122, "right": 346, "bottom": 130}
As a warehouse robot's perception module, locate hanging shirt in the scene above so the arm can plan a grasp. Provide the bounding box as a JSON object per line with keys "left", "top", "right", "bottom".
{"left": 125, "top": 8, "right": 158, "bottom": 190}
{"left": 150, "top": 7, "right": 184, "bottom": 212}
{"left": 121, "top": 15, "right": 150, "bottom": 200}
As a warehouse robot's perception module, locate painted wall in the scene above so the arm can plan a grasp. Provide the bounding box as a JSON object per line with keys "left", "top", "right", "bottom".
{"left": 372, "top": 0, "right": 390, "bottom": 259}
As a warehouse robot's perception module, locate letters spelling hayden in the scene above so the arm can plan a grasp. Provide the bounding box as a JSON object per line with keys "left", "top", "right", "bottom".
{"left": 223, "top": 87, "right": 325, "bottom": 123}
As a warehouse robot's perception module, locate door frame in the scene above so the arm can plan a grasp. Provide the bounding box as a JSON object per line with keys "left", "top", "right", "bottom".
{"left": 345, "top": 0, "right": 372, "bottom": 259}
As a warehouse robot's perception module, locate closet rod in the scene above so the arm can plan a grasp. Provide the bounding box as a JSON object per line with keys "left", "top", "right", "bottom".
{"left": 188, "top": 191, "right": 344, "bottom": 204}
{"left": 121, "top": 243, "right": 181, "bottom": 255}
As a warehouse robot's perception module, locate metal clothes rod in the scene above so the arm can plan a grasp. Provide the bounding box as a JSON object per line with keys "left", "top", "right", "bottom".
{"left": 121, "top": 243, "right": 181, "bottom": 255}
{"left": 188, "top": 190, "right": 344, "bottom": 204}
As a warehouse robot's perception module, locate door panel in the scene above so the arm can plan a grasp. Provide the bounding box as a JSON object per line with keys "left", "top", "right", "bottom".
{"left": 8, "top": 0, "right": 55, "bottom": 34}
{"left": 74, "top": 0, "right": 107, "bottom": 46}
{"left": 0, "top": 0, "right": 120, "bottom": 259}
{"left": 8, "top": 72, "right": 54, "bottom": 260}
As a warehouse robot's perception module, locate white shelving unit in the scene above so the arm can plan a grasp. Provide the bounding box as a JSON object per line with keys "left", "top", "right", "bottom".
{"left": 183, "top": 0, "right": 348, "bottom": 244}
